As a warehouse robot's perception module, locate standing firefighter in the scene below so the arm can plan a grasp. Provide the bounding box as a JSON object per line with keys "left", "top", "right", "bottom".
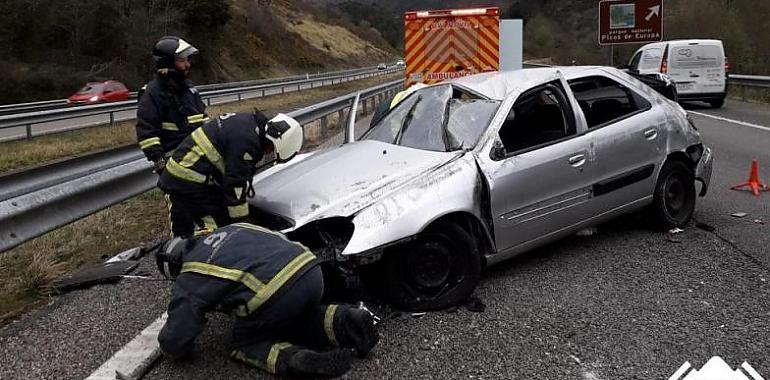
{"left": 159, "top": 110, "right": 302, "bottom": 237}
{"left": 136, "top": 36, "right": 208, "bottom": 173}
{"left": 155, "top": 223, "right": 379, "bottom": 377}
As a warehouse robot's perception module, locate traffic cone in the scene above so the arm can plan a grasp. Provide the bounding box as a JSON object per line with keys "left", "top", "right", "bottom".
{"left": 730, "top": 159, "right": 770, "bottom": 196}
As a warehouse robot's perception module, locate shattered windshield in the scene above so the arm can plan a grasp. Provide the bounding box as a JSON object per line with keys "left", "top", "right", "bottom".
{"left": 362, "top": 84, "right": 500, "bottom": 152}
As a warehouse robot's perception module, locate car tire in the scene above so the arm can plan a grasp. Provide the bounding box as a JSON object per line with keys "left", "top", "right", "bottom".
{"left": 382, "top": 222, "right": 482, "bottom": 311}
{"left": 651, "top": 160, "right": 696, "bottom": 229}
{"left": 709, "top": 99, "right": 724, "bottom": 108}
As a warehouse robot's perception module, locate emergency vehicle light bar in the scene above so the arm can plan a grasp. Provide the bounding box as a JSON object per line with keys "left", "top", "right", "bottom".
{"left": 408, "top": 7, "right": 498, "bottom": 19}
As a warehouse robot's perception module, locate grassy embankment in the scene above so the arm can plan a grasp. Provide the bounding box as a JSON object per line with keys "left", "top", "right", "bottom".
{"left": 0, "top": 72, "right": 399, "bottom": 325}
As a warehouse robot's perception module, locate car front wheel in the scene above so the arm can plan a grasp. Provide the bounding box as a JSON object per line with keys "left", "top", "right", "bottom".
{"left": 383, "top": 222, "right": 482, "bottom": 311}
{"left": 651, "top": 160, "right": 696, "bottom": 229}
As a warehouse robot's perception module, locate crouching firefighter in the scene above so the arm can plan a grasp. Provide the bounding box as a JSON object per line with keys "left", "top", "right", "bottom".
{"left": 159, "top": 110, "right": 302, "bottom": 237}
{"left": 155, "top": 223, "right": 380, "bottom": 378}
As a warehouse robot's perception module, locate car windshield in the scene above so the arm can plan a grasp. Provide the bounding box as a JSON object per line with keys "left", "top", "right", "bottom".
{"left": 362, "top": 84, "right": 500, "bottom": 152}
{"left": 77, "top": 84, "right": 104, "bottom": 94}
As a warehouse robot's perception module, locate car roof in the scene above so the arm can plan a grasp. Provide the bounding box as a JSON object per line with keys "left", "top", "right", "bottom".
{"left": 639, "top": 39, "right": 724, "bottom": 50}
{"left": 448, "top": 66, "right": 605, "bottom": 100}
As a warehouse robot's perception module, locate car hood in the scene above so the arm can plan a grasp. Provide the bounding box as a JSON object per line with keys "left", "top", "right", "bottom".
{"left": 249, "top": 140, "right": 462, "bottom": 229}
{"left": 68, "top": 93, "right": 98, "bottom": 101}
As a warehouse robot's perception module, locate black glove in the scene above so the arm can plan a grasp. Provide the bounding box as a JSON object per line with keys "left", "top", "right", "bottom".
{"left": 153, "top": 158, "right": 167, "bottom": 174}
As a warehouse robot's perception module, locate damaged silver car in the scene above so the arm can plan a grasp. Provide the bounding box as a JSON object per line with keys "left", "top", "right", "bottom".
{"left": 248, "top": 67, "right": 713, "bottom": 311}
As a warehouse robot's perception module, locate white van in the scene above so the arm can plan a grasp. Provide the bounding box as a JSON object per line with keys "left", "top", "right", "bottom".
{"left": 627, "top": 39, "right": 728, "bottom": 108}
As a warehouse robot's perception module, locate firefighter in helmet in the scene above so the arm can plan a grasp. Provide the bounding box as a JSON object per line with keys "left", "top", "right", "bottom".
{"left": 155, "top": 223, "right": 379, "bottom": 377}
{"left": 158, "top": 109, "right": 303, "bottom": 238}
{"left": 136, "top": 36, "right": 208, "bottom": 173}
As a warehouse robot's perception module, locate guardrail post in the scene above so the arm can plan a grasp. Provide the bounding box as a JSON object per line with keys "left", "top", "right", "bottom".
{"left": 282, "top": 86, "right": 285, "bottom": 95}
{"left": 262, "top": 89, "right": 266, "bottom": 97}
{"left": 320, "top": 116, "right": 328, "bottom": 139}
{"left": 238, "top": 93, "right": 242, "bottom": 101}
{"left": 363, "top": 98, "right": 369, "bottom": 114}
{"left": 338, "top": 110, "right": 345, "bottom": 129}
{"left": 26, "top": 124, "right": 33, "bottom": 139}
{"left": 298, "top": 83, "right": 301, "bottom": 92}
{"left": 109, "top": 111, "right": 115, "bottom": 125}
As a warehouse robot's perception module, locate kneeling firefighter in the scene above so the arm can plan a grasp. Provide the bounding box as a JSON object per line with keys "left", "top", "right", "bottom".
{"left": 155, "top": 223, "right": 379, "bottom": 377}
{"left": 158, "top": 110, "right": 302, "bottom": 237}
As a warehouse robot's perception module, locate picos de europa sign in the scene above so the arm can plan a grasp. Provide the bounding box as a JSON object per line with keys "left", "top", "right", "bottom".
{"left": 404, "top": 8, "right": 500, "bottom": 87}
{"left": 599, "top": 0, "right": 663, "bottom": 45}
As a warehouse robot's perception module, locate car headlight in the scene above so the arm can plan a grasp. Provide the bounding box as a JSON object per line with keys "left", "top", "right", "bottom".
{"left": 89, "top": 96, "right": 99, "bottom": 102}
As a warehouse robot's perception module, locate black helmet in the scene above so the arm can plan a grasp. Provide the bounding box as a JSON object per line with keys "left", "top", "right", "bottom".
{"left": 155, "top": 236, "right": 194, "bottom": 280}
{"left": 152, "top": 36, "right": 199, "bottom": 72}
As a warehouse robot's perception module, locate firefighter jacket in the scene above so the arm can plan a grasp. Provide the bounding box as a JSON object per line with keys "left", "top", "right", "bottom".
{"left": 136, "top": 75, "right": 207, "bottom": 162}
{"left": 158, "top": 223, "right": 318, "bottom": 358}
{"left": 158, "top": 112, "right": 269, "bottom": 220}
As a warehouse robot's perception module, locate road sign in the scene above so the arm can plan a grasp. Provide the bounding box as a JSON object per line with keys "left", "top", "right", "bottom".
{"left": 599, "top": 0, "right": 663, "bottom": 45}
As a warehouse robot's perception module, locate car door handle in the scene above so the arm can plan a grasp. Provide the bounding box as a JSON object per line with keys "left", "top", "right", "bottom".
{"left": 568, "top": 154, "right": 586, "bottom": 167}
{"left": 644, "top": 129, "right": 658, "bottom": 140}
{"left": 690, "top": 74, "right": 700, "bottom": 78}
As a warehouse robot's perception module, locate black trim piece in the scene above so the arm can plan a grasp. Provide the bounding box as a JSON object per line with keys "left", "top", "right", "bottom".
{"left": 593, "top": 164, "right": 655, "bottom": 196}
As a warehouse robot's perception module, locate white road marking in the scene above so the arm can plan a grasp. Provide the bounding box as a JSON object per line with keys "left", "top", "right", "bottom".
{"left": 668, "top": 361, "right": 692, "bottom": 380}
{"left": 86, "top": 313, "right": 167, "bottom": 380}
{"left": 689, "top": 111, "right": 770, "bottom": 131}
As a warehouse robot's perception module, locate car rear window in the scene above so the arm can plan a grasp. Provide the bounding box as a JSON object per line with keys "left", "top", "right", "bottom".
{"left": 78, "top": 84, "right": 104, "bottom": 94}
{"left": 670, "top": 45, "right": 722, "bottom": 69}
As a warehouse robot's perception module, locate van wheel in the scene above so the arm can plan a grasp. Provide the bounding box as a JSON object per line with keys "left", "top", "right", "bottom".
{"left": 383, "top": 222, "right": 482, "bottom": 311}
{"left": 651, "top": 160, "right": 696, "bottom": 229}
{"left": 709, "top": 99, "right": 724, "bottom": 108}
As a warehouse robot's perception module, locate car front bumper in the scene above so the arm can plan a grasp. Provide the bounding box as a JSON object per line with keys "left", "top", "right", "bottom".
{"left": 695, "top": 146, "right": 713, "bottom": 196}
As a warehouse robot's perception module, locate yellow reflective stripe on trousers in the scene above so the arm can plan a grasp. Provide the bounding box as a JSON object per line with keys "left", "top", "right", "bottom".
{"left": 161, "top": 122, "right": 179, "bottom": 131}
{"left": 324, "top": 305, "right": 339, "bottom": 346}
{"left": 228, "top": 203, "right": 249, "bottom": 219}
{"left": 165, "top": 159, "right": 207, "bottom": 184}
{"left": 267, "top": 342, "right": 293, "bottom": 374}
{"left": 244, "top": 251, "right": 316, "bottom": 314}
{"left": 179, "top": 145, "right": 204, "bottom": 168}
{"left": 139, "top": 137, "right": 161, "bottom": 150}
{"left": 191, "top": 128, "right": 225, "bottom": 174}
{"left": 181, "top": 262, "right": 265, "bottom": 294}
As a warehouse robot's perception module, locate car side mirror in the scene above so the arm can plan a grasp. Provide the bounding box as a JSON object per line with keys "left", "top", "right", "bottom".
{"left": 490, "top": 140, "right": 507, "bottom": 161}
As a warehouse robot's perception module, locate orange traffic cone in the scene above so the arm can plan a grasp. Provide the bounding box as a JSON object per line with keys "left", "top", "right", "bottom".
{"left": 730, "top": 159, "right": 770, "bottom": 196}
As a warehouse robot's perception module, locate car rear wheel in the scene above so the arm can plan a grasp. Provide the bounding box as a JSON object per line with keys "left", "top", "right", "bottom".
{"left": 382, "top": 222, "right": 482, "bottom": 311}
{"left": 709, "top": 99, "right": 724, "bottom": 108}
{"left": 651, "top": 160, "right": 696, "bottom": 229}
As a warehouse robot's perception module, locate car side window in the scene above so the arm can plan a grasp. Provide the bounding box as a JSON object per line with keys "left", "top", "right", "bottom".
{"left": 629, "top": 51, "right": 642, "bottom": 71}
{"left": 568, "top": 76, "right": 651, "bottom": 129}
{"left": 497, "top": 82, "right": 576, "bottom": 155}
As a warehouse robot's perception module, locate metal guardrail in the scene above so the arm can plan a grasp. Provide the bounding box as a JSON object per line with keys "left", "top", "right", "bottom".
{"left": 0, "top": 66, "right": 382, "bottom": 116}
{"left": 0, "top": 66, "right": 402, "bottom": 140}
{"left": 0, "top": 79, "right": 403, "bottom": 253}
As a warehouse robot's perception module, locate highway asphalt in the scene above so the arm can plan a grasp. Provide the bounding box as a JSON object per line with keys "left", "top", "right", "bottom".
{"left": 0, "top": 99, "right": 768, "bottom": 379}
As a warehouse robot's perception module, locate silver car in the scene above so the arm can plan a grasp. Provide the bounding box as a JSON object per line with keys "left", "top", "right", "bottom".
{"left": 248, "top": 67, "right": 713, "bottom": 311}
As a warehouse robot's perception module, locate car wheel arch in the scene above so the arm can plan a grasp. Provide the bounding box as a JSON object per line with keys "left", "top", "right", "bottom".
{"left": 418, "top": 211, "right": 495, "bottom": 261}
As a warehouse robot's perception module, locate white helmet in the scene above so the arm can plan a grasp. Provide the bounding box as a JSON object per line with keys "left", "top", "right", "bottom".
{"left": 264, "top": 114, "right": 303, "bottom": 163}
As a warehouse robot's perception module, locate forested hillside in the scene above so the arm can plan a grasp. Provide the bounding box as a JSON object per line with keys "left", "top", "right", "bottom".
{"left": 0, "top": 0, "right": 397, "bottom": 104}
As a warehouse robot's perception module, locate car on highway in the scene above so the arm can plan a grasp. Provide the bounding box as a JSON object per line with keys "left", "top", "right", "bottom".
{"left": 377, "top": 63, "right": 388, "bottom": 70}
{"left": 247, "top": 67, "right": 714, "bottom": 311}
{"left": 626, "top": 39, "right": 728, "bottom": 108}
{"left": 395, "top": 59, "right": 405, "bottom": 67}
{"left": 66, "top": 80, "right": 130, "bottom": 105}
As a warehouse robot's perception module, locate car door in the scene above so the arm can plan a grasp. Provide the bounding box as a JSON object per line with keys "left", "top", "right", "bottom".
{"left": 568, "top": 71, "right": 663, "bottom": 213}
{"left": 479, "top": 74, "right": 595, "bottom": 251}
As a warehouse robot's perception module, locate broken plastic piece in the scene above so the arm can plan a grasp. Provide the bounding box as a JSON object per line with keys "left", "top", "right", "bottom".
{"left": 465, "top": 296, "right": 486, "bottom": 312}
{"left": 669, "top": 228, "right": 684, "bottom": 234}
{"left": 695, "top": 221, "right": 716, "bottom": 232}
{"left": 105, "top": 247, "right": 143, "bottom": 263}
{"left": 731, "top": 212, "right": 748, "bottom": 218}
{"left": 753, "top": 219, "right": 765, "bottom": 225}
{"left": 575, "top": 227, "right": 598, "bottom": 236}
{"left": 411, "top": 312, "right": 426, "bottom": 318}
{"left": 54, "top": 261, "right": 139, "bottom": 292}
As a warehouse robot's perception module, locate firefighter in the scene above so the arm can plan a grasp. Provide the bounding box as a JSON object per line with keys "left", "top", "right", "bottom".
{"left": 136, "top": 36, "right": 208, "bottom": 173}
{"left": 155, "top": 223, "right": 379, "bottom": 378}
{"left": 158, "top": 110, "right": 302, "bottom": 238}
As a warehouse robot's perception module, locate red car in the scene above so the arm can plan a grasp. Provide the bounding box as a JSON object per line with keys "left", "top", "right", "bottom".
{"left": 67, "top": 80, "right": 130, "bottom": 105}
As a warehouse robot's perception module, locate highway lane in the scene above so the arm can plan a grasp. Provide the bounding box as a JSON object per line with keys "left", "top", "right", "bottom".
{"left": 0, "top": 99, "right": 769, "bottom": 379}
{"left": 0, "top": 75, "right": 377, "bottom": 142}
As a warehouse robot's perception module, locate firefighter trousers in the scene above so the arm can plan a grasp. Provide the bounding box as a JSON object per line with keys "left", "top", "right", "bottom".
{"left": 229, "top": 266, "right": 371, "bottom": 376}
{"left": 164, "top": 188, "right": 231, "bottom": 238}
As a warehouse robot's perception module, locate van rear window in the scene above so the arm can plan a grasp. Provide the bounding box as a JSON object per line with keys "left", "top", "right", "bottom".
{"left": 670, "top": 45, "right": 722, "bottom": 69}
{"left": 638, "top": 48, "right": 663, "bottom": 70}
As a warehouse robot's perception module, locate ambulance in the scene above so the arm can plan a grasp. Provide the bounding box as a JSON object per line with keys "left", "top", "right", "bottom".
{"left": 403, "top": 7, "right": 500, "bottom": 87}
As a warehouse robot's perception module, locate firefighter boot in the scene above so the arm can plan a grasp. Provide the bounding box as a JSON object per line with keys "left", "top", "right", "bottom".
{"left": 335, "top": 307, "right": 379, "bottom": 358}
{"left": 287, "top": 348, "right": 351, "bottom": 378}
